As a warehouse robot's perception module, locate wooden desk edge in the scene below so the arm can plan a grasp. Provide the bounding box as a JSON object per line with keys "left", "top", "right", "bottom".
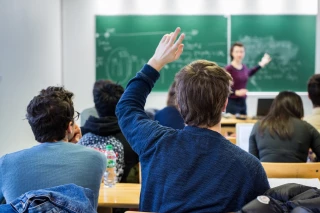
{"left": 98, "top": 203, "right": 139, "bottom": 208}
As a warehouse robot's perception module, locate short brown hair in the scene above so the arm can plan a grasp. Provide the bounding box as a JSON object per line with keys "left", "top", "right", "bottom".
{"left": 308, "top": 74, "right": 320, "bottom": 107}
{"left": 230, "top": 42, "right": 244, "bottom": 61}
{"left": 175, "top": 60, "right": 233, "bottom": 127}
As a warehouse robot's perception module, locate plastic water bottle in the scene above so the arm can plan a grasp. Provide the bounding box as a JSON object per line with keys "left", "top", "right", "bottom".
{"left": 104, "top": 145, "right": 117, "bottom": 187}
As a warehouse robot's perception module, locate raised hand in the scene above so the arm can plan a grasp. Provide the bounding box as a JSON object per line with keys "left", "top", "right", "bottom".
{"left": 148, "top": 27, "right": 185, "bottom": 72}
{"left": 259, "top": 53, "right": 272, "bottom": 68}
{"left": 69, "top": 124, "right": 82, "bottom": 143}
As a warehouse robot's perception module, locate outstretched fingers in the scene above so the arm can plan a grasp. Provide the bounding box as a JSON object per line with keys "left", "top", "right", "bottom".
{"left": 173, "top": 33, "right": 185, "bottom": 50}
{"left": 174, "top": 44, "right": 184, "bottom": 60}
{"left": 169, "top": 27, "right": 181, "bottom": 45}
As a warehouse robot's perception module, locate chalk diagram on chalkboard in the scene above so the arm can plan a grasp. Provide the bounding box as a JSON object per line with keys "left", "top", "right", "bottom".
{"left": 96, "top": 28, "right": 226, "bottom": 84}
{"left": 239, "top": 36, "right": 300, "bottom": 91}
{"left": 104, "top": 47, "right": 133, "bottom": 85}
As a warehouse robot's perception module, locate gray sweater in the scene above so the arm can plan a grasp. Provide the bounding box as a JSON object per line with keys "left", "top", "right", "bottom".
{"left": 249, "top": 118, "right": 320, "bottom": 162}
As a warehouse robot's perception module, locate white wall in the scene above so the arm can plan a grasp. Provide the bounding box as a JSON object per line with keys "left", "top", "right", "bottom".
{"left": 62, "top": 0, "right": 317, "bottom": 117}
{"left": 0, "top": 0, "right": 62, "bottom": 156}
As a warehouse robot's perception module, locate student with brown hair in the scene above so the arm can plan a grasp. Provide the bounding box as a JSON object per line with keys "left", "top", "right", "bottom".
{"left": 305, "top": 74, "right": 320, "bottom": 130}
{"left": 249, "top": 91, "right": 320, "bottom": 162}
{"left": 225, "top": 42, "right": 271, "bottom": 115}
{"left": 154, "top": 81, "right": 185, "bottom": 129}
{"left": 116, "top": 27, "right": 269, "bottom": 213}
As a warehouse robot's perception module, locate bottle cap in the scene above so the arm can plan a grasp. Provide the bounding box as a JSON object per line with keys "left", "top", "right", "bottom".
{"left": 106, "top": 145, "right": 113, "bottom": 150}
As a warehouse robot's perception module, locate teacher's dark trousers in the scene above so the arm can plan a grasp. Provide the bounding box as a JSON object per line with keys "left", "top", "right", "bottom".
{"left": 226, "top": 98, "right": 247, "bottom": 115}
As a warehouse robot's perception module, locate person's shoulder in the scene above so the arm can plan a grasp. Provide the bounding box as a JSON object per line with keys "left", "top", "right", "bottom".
{"left": 242, "top": 64, "right": 249, "bottom": 69}
{"left": 229, "top": 143, "right": 262, "bottom": 168}
{"left": 77, "top": 144, "right": 106, "bottom": 163}
{"left": 2, "top": 144, "right": 41, "bottom": 159}
{"left": 293, "top": 118, "right": 315, "bottom": 130}
{"left": 224, "top": 64, "right": 233, "bottom": 71}
{"left": 0, "top": 145, "right": 43, "bottom": 169}
{"left": 74, "top": 145, "right": 106, "bottom": 169}
{"left": 252, "top": 121, "right": 261, "bottom": 129}
{"left": 298, "top": 118, "right": 320, "bottom": 133}
{"left": 67, "top": 142, "right": 104, "bottom": 157}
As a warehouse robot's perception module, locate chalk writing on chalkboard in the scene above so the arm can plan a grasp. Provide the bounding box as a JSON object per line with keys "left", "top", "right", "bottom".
{"left": 238, "top": 36, "right": 300, "bottom": 91}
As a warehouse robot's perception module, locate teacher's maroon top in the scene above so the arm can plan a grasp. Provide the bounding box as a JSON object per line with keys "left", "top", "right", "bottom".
{"left": 225, "top": 64, "right": 261, "bottom": 99}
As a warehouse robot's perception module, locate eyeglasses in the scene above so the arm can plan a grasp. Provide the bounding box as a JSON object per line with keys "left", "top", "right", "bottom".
{"left": 73, "top": 111, "right": 80, "bottom": 121}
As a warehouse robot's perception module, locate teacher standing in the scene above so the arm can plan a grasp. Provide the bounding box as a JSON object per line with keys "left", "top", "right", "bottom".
{"left": 225, "top": 42, "right": 271, "bottom": 115}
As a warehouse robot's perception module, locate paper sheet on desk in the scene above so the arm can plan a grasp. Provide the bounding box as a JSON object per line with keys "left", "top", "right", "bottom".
{"left": 268, "top": 178, "right": 320, "bottom": 188}
{"left": 236, "top": 124, "right": 254, "bottom": 152}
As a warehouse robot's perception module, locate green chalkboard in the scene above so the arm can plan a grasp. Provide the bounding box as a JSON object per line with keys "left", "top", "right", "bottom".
{"left": 96, "top": 15, "right": 227, "bottom": 91}
{"left": 231, "top": 15, "right": 316, "bottom": 91}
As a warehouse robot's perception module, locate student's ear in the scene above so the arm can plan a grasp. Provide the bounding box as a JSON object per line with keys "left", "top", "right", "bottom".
{"left": 66, "top": 121, "right": 73, "bottom": 134}
{"left": 222, "top": 99, "right": 228, "bottom": 112}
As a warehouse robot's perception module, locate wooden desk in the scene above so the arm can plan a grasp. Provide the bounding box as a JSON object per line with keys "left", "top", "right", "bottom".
{"left": 98, "top": 183, "right": 140, "bottom": 208}
{"left": 221, "top": 117, "right": 258, "bottom": 125}
{"left": 221, "top": 117, "right": 257, "bottom": 136}
{"left": 98, "top": 179, "right": 320, "bottom": 212}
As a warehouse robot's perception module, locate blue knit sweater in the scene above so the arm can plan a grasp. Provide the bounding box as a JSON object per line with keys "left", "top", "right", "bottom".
{"left": 0, "top": 142, "right": 106, "bottom": 204}
{"left": 116, "top": 64, "right": 270, "bottom": 213}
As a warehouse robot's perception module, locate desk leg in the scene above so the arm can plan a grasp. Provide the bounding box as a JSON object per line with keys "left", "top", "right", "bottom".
{"left": 97, "top": 206, "right": 112, "bottom": 213}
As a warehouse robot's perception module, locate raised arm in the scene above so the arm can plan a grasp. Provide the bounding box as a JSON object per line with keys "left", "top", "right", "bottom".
{"left": 248, "top": 65, "right": 261, "bottom": 77}
{"left": 249, "top": 53, "right": 272, "bottom": 77}
{"left": 116, "top": 27, "right": 185, "bottom": 155}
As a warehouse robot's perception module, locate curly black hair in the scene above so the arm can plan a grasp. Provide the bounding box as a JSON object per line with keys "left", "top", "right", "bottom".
{"left": 26, "top": 86, "right": 74, "bottom": 142}
{"left": 93, "top": 80, "right": 124, "bottom": 117}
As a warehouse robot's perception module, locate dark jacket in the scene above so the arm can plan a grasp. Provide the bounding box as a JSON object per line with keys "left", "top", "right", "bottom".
{"left": 81, "top": 116, "right": 139, "bottom": 183}
{"left": 154, "top": 106, "right": 185, "bottom": 129}
{"left": 240, "top": 183, "right": 320, "bottom": 213}
{"left": 249, "top": 118, "right": 320, "bottom": 162}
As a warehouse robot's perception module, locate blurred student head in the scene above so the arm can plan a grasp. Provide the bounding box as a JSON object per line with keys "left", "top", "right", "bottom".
{"left": 308, "top": 74, "right": 320, "bottom": 108}
{"left": 259, "top": 91, "right": 304, "bottom": 140}
{"left": 93, "top": 80, "right": 124, "bottom": 118}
